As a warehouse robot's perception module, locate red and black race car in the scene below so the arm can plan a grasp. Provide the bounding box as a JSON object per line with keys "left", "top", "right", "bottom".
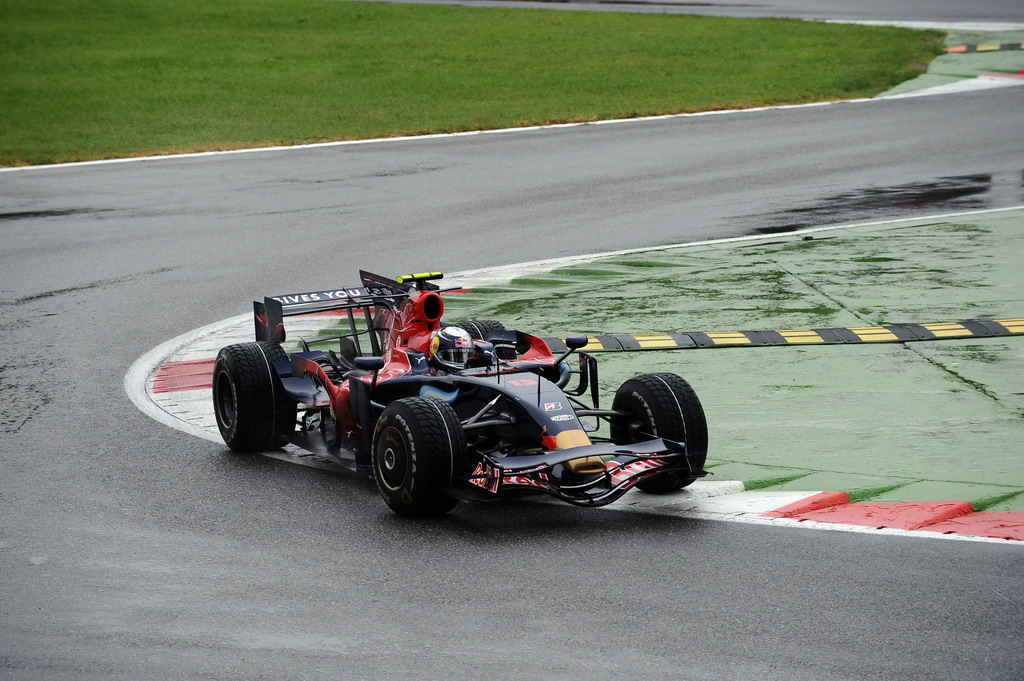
{"left": 212, "top": 271, "right": 708, "bottom": 517}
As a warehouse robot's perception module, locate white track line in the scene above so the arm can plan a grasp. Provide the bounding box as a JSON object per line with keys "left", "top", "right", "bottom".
{"left": 0, "top": 99, "right": 872, "bottom": 173}
{"left": 618, "top": 504, "right": 1021, "bottom": 545}
{"left": 125, "top": 313, "right": 249, "bottom": 443}
{"left": 830, "top": 21, "right": 1024, "bottom": 31}
{"left": 885, "top": 75, "right": 1024, "bottom": 100}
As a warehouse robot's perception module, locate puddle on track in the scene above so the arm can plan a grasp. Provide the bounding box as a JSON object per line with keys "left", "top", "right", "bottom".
{"left": 748, "top": 170, "right": 1024, "bottom": 235}
{"left": 0, "top": 208, "right": 110, "bottom": 221}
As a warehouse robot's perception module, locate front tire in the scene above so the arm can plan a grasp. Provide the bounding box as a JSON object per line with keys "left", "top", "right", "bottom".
{"left": 372, "top": 397, "right": 467, "bottom": 517}
{"left": 610, "top": 373, "right": 707, "bottom": 493}
{"left": 212, "top": 342, "right": 296, "bottom": 452}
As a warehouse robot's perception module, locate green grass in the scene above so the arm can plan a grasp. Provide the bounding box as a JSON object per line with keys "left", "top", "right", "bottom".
{"left": 0, "top": 0, "right": 943, "bottom": 166}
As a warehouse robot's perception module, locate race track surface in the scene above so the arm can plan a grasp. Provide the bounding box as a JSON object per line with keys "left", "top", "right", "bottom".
{"left": 356, "top": 0, "right": 1024, "bottom": 23}
{"left": 3, "top": 90, "right": 1023, "bottom": 299}
{"left": 2, "top": 64, "right": 1023, "bottom": 681}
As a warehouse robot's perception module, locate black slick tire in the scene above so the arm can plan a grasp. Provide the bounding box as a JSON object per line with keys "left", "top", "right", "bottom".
{"left": 456, "top": 320, "right": 514, "bottom": 359}
{"left": 610, "top": 372, "right": 708, "bottom": 493}
{"left": 372, "top": 397, "right": 467, "bottom": 517}
{"left": 456, "top": 320, "right": 505, "bottom": 341}
{"left": 212, "top": 341, "right": 296, "bottom": 453}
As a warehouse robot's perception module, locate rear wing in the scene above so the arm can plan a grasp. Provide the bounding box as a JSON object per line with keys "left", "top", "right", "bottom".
{"left": 253, "top": 270, "right": 412, "bottom": 345}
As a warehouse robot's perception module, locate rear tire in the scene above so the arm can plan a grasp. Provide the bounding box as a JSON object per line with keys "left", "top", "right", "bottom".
{"left": 455, "top": 320, "right": 516, "bottom": 359}
{"left": 610, "top": 373, "right": 707, "bottom": 493}
{"left": 457, "top": 320, "right": 506, "bottom": 341}
{"left": 212, "top": 342, "right": 296, "bottom": 452}
{"left": 372, "top": 397, "right": 467, "bottom": 517}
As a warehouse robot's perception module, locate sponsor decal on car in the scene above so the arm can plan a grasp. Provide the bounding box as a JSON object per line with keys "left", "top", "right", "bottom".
{"left": 469, "top": 462, "right": 501, "bottom": 493}
{"left": 271, "top": 286, "right": 393, "bottom": 306}
{"left": 607, "top": 459, "right": 665, "bottom": 485}
{"left": 502, "top": 472, "right": 553, "bottom": 491}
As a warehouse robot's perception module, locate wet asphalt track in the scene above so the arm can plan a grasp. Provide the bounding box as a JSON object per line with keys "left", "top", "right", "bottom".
{"left": 3, "top": 84, "right": 1024, "bottom": 681}
{"left": 356, "top": 0, "right": 1024, "bottom": 22}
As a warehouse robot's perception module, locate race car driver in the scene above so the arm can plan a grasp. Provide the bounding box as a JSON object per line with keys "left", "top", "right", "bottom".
{"left": 428, "top": 326, "right": 474, "bottom": 373}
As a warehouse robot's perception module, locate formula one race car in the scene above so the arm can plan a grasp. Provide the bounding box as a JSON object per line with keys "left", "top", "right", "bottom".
{"left": 212, "top": 271, "right": 708, "bottom": 517}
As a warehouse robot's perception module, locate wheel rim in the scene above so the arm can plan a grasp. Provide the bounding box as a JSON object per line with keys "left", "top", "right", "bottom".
{"left": 623, "top": 392, "right": 657, "bottom": 442}
{"left": 625, "top": 404, "right": 654, "bottom": 441}
{"left": 215, "top": 372, "right": 235, "bottom": 429}
{"left": 376, "top": 426, "right": 408, "bottom": 491}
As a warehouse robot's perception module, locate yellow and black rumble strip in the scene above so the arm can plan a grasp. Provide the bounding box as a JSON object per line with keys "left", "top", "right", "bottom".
{"left": 946, "top": 43, "right": 1024, "bottom": 53}
{"left": 542, "top": 318, "right": 1024, "bottom": 352}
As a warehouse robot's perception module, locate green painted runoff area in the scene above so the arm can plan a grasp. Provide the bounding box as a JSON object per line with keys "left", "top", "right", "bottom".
{"left": 440, "top": 209, "right": 1024, "bottom": 511}
{"left": 879, "top": 28, "right": 1024, "bottom": 97}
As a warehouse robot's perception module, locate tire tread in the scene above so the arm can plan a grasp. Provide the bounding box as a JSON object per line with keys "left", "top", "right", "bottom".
{"left": 611, "top": 372, "right": 707, "bottom": 493}
{"left": 213, "top": 341, "right": 295, "bottom": 452}
{"left": 373, "top": 397, "right": 466, "bottom": 517}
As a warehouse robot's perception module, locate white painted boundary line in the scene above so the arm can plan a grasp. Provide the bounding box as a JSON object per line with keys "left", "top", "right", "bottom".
{"left": 622, "top": 506, "right": 1022, "bottom": 545}
{"left": 830, "top": 21, "right": 1024, "bottom": 31}
{"left": 0, "top": 99, "right": 873, "bottom": 173}
{"left": 601, "top": 487, "right": 1019, "bottom": 545}
{"left": 125, "top": 312, "right": 249, "bottom": 443}
{"left": 884, "top": 75, "right": 1024, "bottom": 100}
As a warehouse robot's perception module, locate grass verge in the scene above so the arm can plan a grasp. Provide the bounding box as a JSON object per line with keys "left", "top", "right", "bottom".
{"left": 0, "top": 0, "right": 943, "bottom": 166}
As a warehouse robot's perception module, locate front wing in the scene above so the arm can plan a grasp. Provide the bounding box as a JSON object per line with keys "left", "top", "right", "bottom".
{"left": 456, "top": 439, "right": 707, "bottom": 507}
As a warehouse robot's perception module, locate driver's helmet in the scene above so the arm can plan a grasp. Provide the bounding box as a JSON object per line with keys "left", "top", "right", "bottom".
{"left": 429, "top": 326, "right": 474, "bottom": 371}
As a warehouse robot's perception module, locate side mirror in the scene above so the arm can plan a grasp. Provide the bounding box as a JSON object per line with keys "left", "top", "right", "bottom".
{"left": 354, "top": 356, "right": 385, "bottom": 390}
{"left": 354, "top": 357, "right": 385, "bottom": 371}
{"left": 564, "top": 334, "right": 589, "bottom": 350}
{"left": 471, "top": 340, "right": 496, "bottom": 367}
{"left": 555, "top": 334, "right": 589, "bottom": 365}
